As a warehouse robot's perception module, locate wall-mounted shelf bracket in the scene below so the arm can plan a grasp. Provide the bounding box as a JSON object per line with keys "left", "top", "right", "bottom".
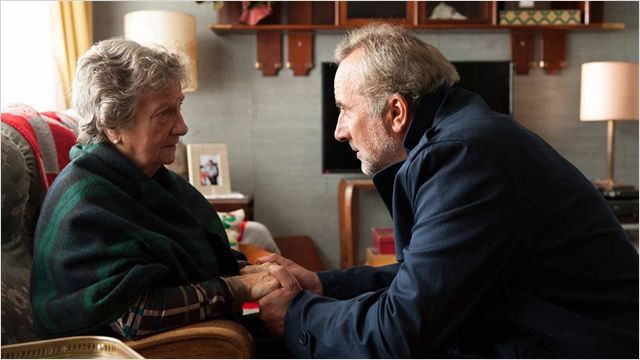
{"left": 256, "top": 31, "right": 282, "bottom": 76}
{"left": 510, "top": 29, "right": 535, "bottom": 75}
{"left": 540, "top": 29, "right": 566, "bottom": 74}
{"left": 287, "top": 31, "right": 314, "bottom": 76}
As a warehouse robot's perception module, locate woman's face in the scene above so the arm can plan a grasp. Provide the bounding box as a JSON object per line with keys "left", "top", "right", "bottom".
{"left": 113, "top": 84, "right": 188, "bottom": 177}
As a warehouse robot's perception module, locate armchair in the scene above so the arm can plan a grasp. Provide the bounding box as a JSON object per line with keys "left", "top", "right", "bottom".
{"left": 1, "top": 104, "right": 324, "bottom": 358}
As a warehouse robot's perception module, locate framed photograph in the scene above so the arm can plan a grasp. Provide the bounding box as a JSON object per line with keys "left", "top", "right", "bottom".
{"left": 187, "top": 143, "right": 232, "bottom": 197}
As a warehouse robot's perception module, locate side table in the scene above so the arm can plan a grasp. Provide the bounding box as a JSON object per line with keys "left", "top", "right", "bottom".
{"left": 604, "top": 196, "right": 639, "bottom": 249}
{"left": 207, "top": 194, "right": 254, "bottom": 220}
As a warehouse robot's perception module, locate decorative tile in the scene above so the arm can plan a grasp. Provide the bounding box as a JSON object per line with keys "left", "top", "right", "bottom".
{"left": 499, "top": 10, "right": 581, "bottom": 25}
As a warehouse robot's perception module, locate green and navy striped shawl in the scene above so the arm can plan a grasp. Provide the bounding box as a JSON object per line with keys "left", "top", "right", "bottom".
{"left": 30, "top": 143, "right": 241, "bottom": 338}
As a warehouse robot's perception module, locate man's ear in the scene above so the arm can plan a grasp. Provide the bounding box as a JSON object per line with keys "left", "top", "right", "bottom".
{"left": 386, "top": 94, "right": 411, "bottom": 134}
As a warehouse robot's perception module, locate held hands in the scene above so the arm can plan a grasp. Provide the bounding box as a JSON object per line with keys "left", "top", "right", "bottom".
{"left": 223, "top": 269, "right": 280, "bottom": 305}
{"left": 257, "top": 254, "right": 322, "bottom": 295}
{"left": 224, "top": 255, "right": 319, "bottom": 335}
{"left": 239, "top": 262, "right": 274, "bottom": 276}
{"left": 255, "top": 254, "right": 320, "bottom": 335}
{"left": 259, "top": 264, "right": 302, "bottom": 335}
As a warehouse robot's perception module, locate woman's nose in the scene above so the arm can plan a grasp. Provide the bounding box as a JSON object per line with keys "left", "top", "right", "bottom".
{"left": 174, "top": 114, "right": 188, "bottom": 136}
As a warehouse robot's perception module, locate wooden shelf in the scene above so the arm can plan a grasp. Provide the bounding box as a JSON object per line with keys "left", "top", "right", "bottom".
{"left": 209, "top": 22, "right": 624, "bottom": 34}
{"left": 210, "top": 1, "right": 625, "bottom": 76}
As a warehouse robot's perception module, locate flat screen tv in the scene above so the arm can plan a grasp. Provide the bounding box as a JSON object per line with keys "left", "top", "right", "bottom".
{"left": 322, "top": 61, "right": 513, "bottom": 173}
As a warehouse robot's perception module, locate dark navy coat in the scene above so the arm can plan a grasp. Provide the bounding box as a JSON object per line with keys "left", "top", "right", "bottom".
{"left": 284, "top": 86, "right": 638, "bottom": 358}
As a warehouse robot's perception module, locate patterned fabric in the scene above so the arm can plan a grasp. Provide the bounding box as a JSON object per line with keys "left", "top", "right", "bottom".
{"left": 241, "top": 221, "right": 281, "bottom": 254}
{"left": 31, "top": 143, "right": 243, "bottom": 338}
{"left": 111, "top": 280, "right": 235, "bottom": 339}
{"left": 1, "top": 134, "right": 37, "bottom": 345}
{"left": 1, "top": 104, "right": 78, "bottom": 345}
{"left": 217, "top": 210, "right": 281, "bottom": 254}
{"left": 1, "top": 103, "right": 77, "bottom": 189}
{"left": 218, "top": 209, "right": 245, "bottom": 250}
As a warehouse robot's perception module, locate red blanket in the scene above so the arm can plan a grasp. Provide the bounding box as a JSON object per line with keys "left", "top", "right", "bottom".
{"left": 1, "top": 104, "right": 77, "bottom": 189}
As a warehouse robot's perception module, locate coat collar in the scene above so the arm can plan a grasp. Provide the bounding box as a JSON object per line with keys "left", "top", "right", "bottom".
{"left": 403, "top": 85, "right": 450, "bottom": 152}
{"left": 372, "top": 160, "right": 404, "bottom": 215}
{"left": 372, "top": 85, "right": 452, "bottom": 215}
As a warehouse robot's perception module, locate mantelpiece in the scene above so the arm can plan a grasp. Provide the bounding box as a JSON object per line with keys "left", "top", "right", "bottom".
{"left": 209, "top": 1, "right": 624, "bottom": 76}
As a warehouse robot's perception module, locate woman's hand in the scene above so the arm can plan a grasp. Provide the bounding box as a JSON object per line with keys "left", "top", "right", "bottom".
{"left": 223, "top": 271, "right": 281, "bottom": 303}
{"left": 239, "top": 262, "right": 273, "bottom": 275}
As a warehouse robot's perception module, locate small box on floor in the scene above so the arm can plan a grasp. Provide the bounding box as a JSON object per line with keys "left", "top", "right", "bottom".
{"left": 371, "top": 227, "right": 395, "bottom": 254}
{"left": 365, "top": 248, "right": 397, "bottom": 267}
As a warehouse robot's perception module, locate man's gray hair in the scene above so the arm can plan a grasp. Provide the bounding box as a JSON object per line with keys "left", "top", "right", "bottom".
{"left": 73, "top": 38, "right": 190, "bottom": 144}
{"left": 334, "top": 23, "right": 459, "bottom": 117}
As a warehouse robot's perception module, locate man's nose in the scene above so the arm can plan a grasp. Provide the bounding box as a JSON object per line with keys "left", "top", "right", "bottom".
{"left": 334, "top": 116, "right": 349, "bottom": 143}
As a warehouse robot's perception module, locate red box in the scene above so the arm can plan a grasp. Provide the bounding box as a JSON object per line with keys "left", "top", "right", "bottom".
{"left": 371, "top": 227, "right": 395, "bottom": 254}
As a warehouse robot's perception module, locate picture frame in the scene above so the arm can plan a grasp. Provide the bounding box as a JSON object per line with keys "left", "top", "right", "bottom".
{"left": 187, "top": 143, "right": 232, "bottom": 197}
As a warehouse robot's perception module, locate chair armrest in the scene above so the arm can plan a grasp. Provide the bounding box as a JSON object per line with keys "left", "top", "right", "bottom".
{"left": 125, "top": 319, "right": 253, "bottom": 359}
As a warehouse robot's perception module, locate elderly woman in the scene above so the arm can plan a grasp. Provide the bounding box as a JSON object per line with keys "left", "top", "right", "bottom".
{"left": 30, "top": 38, "right": 279, "bottom": 339}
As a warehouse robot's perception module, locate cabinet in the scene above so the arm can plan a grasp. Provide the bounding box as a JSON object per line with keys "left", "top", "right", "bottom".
{"left": 338, "top": 1, "right": 417, "bottom": 26}
{"left": 207, "top": 194, "right": 254, "bottom": 220}
{"left": 604, "top": 195, "right": 639, "bottom": 249}
{"left": 210, "top": 1, "right": 623, "bottom": 76}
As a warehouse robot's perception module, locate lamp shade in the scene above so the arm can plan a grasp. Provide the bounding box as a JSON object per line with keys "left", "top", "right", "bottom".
{"left": 580, "top": 62, "right": 639, "bottom": 122}
{"left": 124, "top": 10, "right": 198, "bottom": 92}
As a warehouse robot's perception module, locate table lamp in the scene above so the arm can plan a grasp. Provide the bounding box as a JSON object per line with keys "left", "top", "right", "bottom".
{"left": 580, "top": 61, "right": 639, "bottom": 190}
{"left": 124, "top": 10, "right": 198, "bottom": 92}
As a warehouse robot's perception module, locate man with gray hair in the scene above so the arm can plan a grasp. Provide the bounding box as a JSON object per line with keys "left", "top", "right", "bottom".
{"left": 258, "top": 24, "right": 638, "bottom": 357}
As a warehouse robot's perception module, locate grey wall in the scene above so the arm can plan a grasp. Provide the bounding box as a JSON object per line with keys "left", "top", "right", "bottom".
{"left": 94, "top": 1, "right": 639, "bottom": 269}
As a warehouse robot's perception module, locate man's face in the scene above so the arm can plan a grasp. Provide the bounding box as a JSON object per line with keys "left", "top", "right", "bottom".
{"left": 333, "top": 49, "right": 402, "bottom": 175}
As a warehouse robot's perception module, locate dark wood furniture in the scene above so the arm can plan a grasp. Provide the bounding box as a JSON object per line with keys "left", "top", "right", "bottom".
{"left": 604, "top": 195, "right": 639, "bottom": 249}
{"left": 210, "top": 1, "right": 623, "bottom": 76}
{"left": 338, "top": 1, "right": 417, "bottom": 26}
{"left": 207, "top": 194, "right": 254, "bottom": 220}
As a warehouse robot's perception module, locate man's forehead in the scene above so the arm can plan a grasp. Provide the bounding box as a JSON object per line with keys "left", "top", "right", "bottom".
{"left": 335, "top": 49, "right": 365, "bottom": 92}
{"left": 334, "top": 66, "right": 358, "bottom": 98}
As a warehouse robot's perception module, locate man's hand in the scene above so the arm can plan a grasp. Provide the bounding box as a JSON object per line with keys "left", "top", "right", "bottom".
{"left": 259, "top": 265, "right": 302, "bottom": 335}
{"left": 257, "top": 254, "right": 322, "bottom": 295}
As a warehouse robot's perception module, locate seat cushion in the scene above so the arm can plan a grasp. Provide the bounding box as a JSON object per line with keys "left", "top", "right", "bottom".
{"left": 1, "top": 134, "right": 37, "bottom": 344}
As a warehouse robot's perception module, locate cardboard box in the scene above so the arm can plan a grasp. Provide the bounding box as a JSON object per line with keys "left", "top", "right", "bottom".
{"left": 499, "top": 10, "right": 581, "bottom": 25}
{"left": 371, "top": 227, "right": 395, "bottom": 254}
{"left": 365, "top": 248, "right": 397, "bottom": 267}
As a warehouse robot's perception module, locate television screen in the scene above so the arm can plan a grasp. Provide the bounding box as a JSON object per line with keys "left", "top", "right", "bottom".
{"left": 322, "top": 61, "right": 513, "bottom": 173}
